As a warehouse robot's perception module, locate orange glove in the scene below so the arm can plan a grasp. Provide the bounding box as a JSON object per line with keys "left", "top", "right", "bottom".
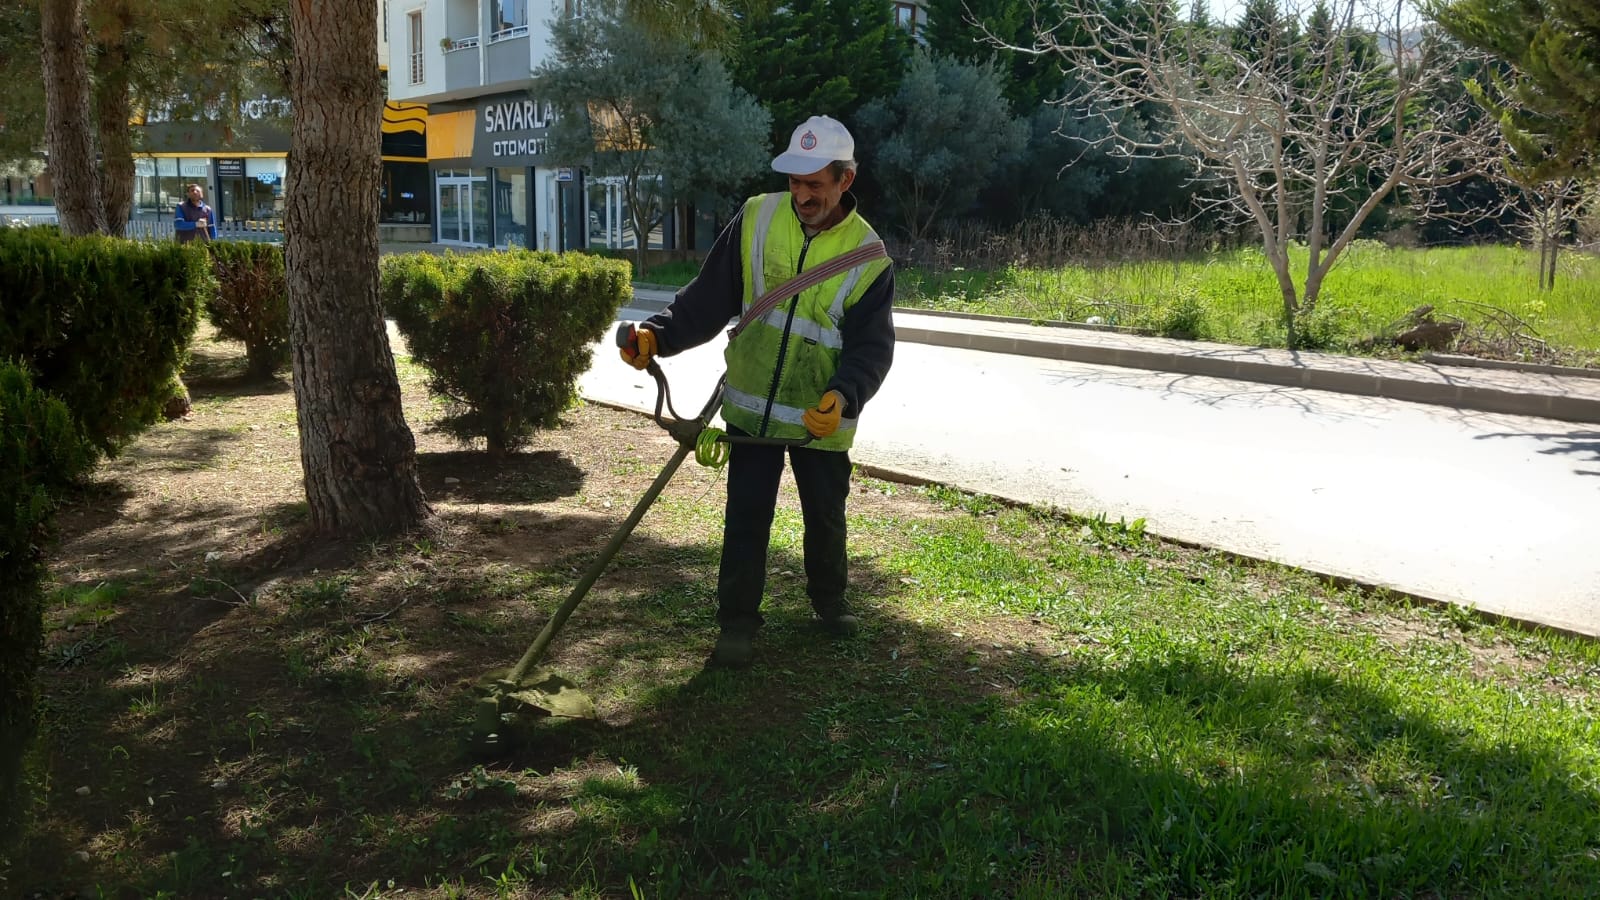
{"left": 619, "top": 326, "right": 657, "bottom": 370}
{"left": 802, "top": 390, "right": 845, "bottom": 438}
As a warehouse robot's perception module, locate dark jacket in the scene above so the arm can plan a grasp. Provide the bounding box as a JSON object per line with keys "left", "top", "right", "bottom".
{"left": 641, "top": 194, "right": 895, "bottom": 417}
{"left": 174, "top": 200, "right": 217, "bottom": 243}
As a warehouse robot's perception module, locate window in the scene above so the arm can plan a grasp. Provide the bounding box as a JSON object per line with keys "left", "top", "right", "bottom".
{"left": 407, "top": 10, "right": 424, "bottom": 85}
{"left": 563, "top": 0, "right": 583, "bottom": 19}
{"left": 494, "top": 0, "right": 528, "bottom": 37}
{"left": 893, "top": 2, "right": 924, "bottom": 35}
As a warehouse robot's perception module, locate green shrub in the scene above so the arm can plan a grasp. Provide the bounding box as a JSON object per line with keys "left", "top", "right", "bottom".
{"left": 0, "top": 228, "right": 210, "bottom": 456}
{"left": 205, "top": 241, "right": 289, "bottom": 379}
{"left": 0, "top": 362, "right": 94, "bottom": 852}
{"left": 1138, "top": 288, "right": 1209, "bottom": 340}
{"left": 381, "top": 250, "right": 632, "bottom": 454}
{"left": 1293, "top": 302, "right": 1360, "bottom": 352}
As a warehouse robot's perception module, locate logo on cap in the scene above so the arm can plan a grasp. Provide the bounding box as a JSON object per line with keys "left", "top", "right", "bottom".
{"left": 800, "top": 131, "right": 817, "bottom": 151}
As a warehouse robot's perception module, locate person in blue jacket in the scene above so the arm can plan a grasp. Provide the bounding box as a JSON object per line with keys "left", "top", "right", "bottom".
{"left": 174, "top": 184, "right": 217, "bottom": 243}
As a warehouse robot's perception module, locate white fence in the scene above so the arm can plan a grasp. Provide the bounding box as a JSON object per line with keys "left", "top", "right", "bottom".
{"left": 1, "top": 210, "right": 283, "bottom": 244}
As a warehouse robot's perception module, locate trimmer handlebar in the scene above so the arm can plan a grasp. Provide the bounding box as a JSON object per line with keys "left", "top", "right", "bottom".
{"left": 615, "top": 320, "right": 810, "bottom": 449}
{"left": 614, "top": 321, "right": 637, "bottom": 351}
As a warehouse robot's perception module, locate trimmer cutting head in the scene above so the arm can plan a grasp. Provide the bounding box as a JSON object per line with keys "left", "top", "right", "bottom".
{"left": 470, "top": 667, "right": 597, "bottom": 754}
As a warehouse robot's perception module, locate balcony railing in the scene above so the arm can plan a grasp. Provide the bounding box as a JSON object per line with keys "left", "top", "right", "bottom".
{"left": 490, "top": 25, "right": 529, "bottom": 42}
{"left": 444, "top": 35, "right": 480, "bottom": 51}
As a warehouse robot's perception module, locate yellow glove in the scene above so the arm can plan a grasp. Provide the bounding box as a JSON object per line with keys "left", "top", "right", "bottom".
{"left": 802, "top": 390, "right": 845, "bottom": 438}
{"left": 619, "top": 326, "right": 657, "bottom": 370}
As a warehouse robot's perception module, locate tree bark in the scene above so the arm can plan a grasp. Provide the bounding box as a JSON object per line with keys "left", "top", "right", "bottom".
{"left": 92, "top": 22, "right": 134, "bottom": 235}
{"left": 39, "top": 0, "right": 105, "bottom": 236}
{"left": 285, "top": 0, "right": 430, "bottom": 536}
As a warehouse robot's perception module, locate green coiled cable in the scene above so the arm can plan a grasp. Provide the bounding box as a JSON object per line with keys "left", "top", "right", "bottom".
{"left": 695, "top": 427, "right": 730, "bottom": 469}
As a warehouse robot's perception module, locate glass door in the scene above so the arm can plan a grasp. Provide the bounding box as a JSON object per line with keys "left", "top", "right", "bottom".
{"left": 437, "top": 174, "right": 489, "bottom": 245}
{"left": 471, "top": 180, "right": 490, "bottom": 247}
{"left": 438, "top": 180, "right": 462, "bottom": 242}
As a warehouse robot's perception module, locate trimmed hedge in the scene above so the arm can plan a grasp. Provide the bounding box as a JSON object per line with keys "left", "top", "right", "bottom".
{"left": 205, "top": 241, "right": 289, "bottom": 379}
{"left": 381, "top": 250, "right": 632, "bottom": 454}
{"left": 0, "top": 362, "right": 94, "bottom": 851}
{"left": 0, "top": 228, "right": 210, "bottom": 456}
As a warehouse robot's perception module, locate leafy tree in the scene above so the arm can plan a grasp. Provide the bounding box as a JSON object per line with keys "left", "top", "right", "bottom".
{"left": 1431, "top": 0, "right": 1600, "bottom": 181}
{"left": 38, "top": 0, "right": 103, "bottom": 234}
{"left": 984, "top": 103, "right": 1193, "bottom": 226}
{"left": 921, "top": 0, "right": 1072, "bottom": 111}
{"left": 541, "top": 6, "right": 771, "bottom": 272}
{"left": 856, "top": 50, "right": 1029, "bottom": 239}
{"left": 10, "top": 0, "right": 289, "bottom": 234}
{"left": 728, "top": 0, "right": 910, "bottom": 157}
{"left": 0, "top": 3, "right": 47, "bottom": 172}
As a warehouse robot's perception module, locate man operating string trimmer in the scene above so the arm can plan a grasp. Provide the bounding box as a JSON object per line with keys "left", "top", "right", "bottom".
{"left": 620, "top": 115, "right": 896, "bottom": 669}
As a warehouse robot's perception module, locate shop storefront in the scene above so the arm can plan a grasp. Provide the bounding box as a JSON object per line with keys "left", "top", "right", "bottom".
{"left": 426, "top": 91, "right": 591, "bottom": 250}
{"left": 382, "top": 101, "right": 430, "bottom": 232}
{"left": 132, "top": 94, "right": 430, "bottom": 240}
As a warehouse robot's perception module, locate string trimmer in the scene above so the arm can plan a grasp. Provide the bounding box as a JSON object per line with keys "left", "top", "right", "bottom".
{"left": 469, "top": 237, "right": 887, "bottom": 753}
{"left": 468, "top": 323, "right": 809, "bottom": 754}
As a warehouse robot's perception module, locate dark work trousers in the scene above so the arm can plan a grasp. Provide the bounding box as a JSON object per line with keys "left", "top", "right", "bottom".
{"left": 716, "top": 424, "right": 852, "bottom": 634}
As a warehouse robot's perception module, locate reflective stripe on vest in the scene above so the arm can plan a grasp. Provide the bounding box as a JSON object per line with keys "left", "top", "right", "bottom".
{"left": 724, "top": 385, "right": 859, "bottom": 430}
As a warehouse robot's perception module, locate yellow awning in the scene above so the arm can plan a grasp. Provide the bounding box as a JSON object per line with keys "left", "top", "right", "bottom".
{"left": 427, "top": 109, "right": 476, "bottom": 159}
{"left": 383, "top": 101, "right": 428, "bottom": 136}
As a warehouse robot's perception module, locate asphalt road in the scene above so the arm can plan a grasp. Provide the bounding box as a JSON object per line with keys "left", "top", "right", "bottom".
{"left": 579, "top": 307, "right": 1600, "bottom": 638}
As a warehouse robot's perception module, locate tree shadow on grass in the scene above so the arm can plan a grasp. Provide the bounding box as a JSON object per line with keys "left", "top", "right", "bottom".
{"left": 14, "top": 522, "right": 1600, "bottom": 898}
{"left": 110, "top": 426, "right": 244, "bottom": 473}
{"left": 416, "top": 449, "right": 585, "bottom": 505}
{"left": 51, "top": 480, "right": 139, "bottom": 540}
{"left": 184, "top": 371, "right": 292, "bottom": 401}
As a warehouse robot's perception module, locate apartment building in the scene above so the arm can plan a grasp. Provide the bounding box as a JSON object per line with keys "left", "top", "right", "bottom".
{"left": 384, "top": 0, "right": 595, "bottom": 251}
{"left": 382, "top": 0, "right": 928, "bottom": 251}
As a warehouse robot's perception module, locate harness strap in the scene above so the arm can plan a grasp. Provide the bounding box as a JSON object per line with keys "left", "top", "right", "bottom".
{"left": 727, "top": 240, "right": 888, "bottom": 341}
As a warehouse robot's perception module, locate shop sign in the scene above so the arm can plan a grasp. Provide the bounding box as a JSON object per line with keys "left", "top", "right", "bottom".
{"left": 472, "top": 94, "right": 556, "bottom": 166}
{"left": 218, "top": 159, "right": 245, "bottom": 178}
{"left": 557, "top": 167, "right": 574, "bottom": 182}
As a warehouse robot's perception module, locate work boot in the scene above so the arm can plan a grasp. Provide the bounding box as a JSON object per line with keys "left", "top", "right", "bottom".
{"left": 709, "top": 629, "right": 756, "bottom": 669}
{"left": 816, "top": 609, "right": 861, "bottom": 638}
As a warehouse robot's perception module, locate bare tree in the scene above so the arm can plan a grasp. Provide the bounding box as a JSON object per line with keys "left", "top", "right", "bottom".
{"left": 1000, "top": 0, "right": 1500, "bottom": 346}
{"left": 284, "top": 0, "right": 429, "bottom": 536}
{"left": 39, "top": 0, "right": 105, "bottom": 235}
{"left": 1501, "top": 175, "right": 1588, "bottom": 291}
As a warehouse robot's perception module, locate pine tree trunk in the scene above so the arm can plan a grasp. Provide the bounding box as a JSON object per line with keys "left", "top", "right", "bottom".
{"left": 93, "top": 28, "right": 135, "bottom": 236}
{"left": 285, "top": 0, "right": 430, "bottom": 536}
{"left": 39, "top": 0, "right": 105, "bottom": 236}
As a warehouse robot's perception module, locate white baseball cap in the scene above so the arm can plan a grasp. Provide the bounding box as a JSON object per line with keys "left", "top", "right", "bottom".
{"left": 771, "top": 115, "right": 854, "bottom": 175}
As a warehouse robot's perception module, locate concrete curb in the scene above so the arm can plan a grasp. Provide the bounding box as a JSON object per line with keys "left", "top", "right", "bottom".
{"left": 1421, "top": 352, "right": 1600, "bottom": 380}
{"left": 895, "top": 324, "right": 1600, "bottom": 425}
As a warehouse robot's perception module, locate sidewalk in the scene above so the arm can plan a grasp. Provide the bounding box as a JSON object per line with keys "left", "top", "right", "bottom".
{"left": 630, "top": 287, "right": 1600, "bottom": 424}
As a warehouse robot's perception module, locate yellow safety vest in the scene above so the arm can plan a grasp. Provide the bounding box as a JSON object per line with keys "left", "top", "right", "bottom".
{"left": 722, "top": 193, "right": 890, "bottom": 451}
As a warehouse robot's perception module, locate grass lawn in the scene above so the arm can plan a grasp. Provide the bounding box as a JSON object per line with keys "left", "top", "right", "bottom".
{"left": 896, "top": 243, "right": 1600, "bottom": 361}
{"left": 7, "top": 330, "right": 1600, "bottom": 898}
